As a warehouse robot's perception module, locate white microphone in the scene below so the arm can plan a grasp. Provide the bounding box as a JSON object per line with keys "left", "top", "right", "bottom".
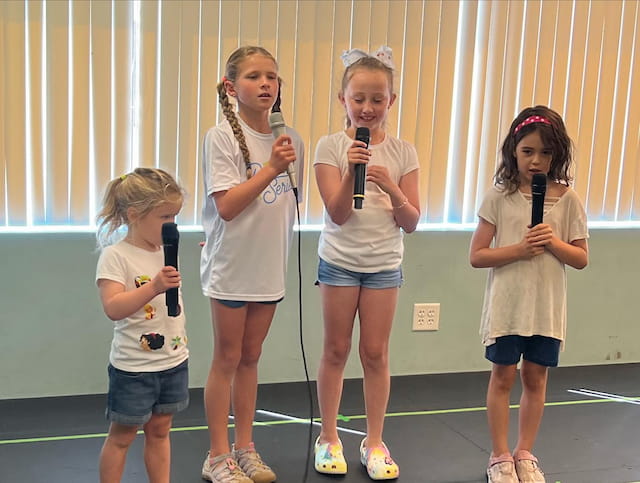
{"left": 268, "top": 110, "right": 298, "bottom": 195}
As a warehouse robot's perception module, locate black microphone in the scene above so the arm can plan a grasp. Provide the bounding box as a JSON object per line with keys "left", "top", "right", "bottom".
{"left": 161, "top": 222, "right": 180, "bottom": 317}
{"left": 531, "top": 173, "right": 547, "bottom": 226}
{"left": 353, "top": 127, "right": 370, "bottom": 209}
{"left": 268, "top": 109, "right": 298, "bottom": 198}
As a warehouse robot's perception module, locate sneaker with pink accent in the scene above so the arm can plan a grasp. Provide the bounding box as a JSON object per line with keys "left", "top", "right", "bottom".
{"left": 359, "top": 438, "right": 399, "bottom": 480}
{"left": 486, "top": 453, "right": 518, "bottom": 483}
{"left": 201, "top": 452, "right": 252, "bottom": 483}
{"left": 514, "top": 450, "right": 545, "bottom": 482}
{"left": 314, "top": 436, "right": 347, "bottom": 474}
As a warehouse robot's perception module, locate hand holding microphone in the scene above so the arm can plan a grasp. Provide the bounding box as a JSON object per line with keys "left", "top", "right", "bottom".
{"left": 353, "top": 127, "right": 370, "bottom": 209}
{"left": 268, "top": 107, "right": 298, "bottom": 198}
{"left": 161, "top": 222, "right": 180, "bottom": 317}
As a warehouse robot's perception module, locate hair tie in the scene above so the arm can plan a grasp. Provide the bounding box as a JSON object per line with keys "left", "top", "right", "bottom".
{"left": 120, "top": 174, "right": 127, "bottom": 180}
{"left": 514, "top": 115, "right": 552, "bottom": 134}
{"left": 341, "top": 45, "right": 395, "bottom": 70}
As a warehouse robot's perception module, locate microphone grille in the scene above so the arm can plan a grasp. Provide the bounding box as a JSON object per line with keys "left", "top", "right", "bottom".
{"left": 161, "top": 222, "right": 179, "bottom": 242}
{"left": 355, "top": 127, "right": 370, "bottom": 145}
{"left": 531, "top": 173, "right": 547, "bottom": 194}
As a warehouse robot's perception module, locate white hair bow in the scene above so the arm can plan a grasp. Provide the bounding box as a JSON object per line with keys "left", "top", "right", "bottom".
{"left": 341, "top": 45, "right": 395, "bottom": 70}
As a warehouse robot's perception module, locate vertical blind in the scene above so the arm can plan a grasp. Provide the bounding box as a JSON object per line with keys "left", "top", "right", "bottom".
{"left": 1, "top": 0, "right": 639, "bottom": 230}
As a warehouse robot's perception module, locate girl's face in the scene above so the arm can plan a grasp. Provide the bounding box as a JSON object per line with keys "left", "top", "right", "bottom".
{"left": 127, "top": 199, "right": 182, "bottom": 251}
{"left": 514, "top": 130, "right": 553, "bottom": 186}
{"left": 226, "top": 54, "right": 279, "bottom": 115}
{"left": 340, "top": 69, "right": 396, "bottom": 134}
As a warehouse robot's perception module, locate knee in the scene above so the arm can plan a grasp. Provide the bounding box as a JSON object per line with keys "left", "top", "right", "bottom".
{"left": 213, "top": 349, "right": 242, "bottom": 375}
{"left": 322, "top": 342, "right": 351, "bottom": 367}
{"left": 144, "top": 415, "right": 172, "bottom": 440}
{"left": 239, "top": 346, "right": 262, "bottom": 368}
{"left": 106, "top": 427, "right": 138, "bottom": 450}
{"left": 359, "top": 345, "right": 388, "bottom": 371}
{"left": 520, "top": 371, "right": 547, "bottom": 393}
{"left": 490, "top": 368, "right": 517, "bottom": 392}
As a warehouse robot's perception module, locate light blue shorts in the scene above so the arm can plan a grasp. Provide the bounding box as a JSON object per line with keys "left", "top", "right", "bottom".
{"left": 316, "top": 257, "right": 403, "bottom": 289}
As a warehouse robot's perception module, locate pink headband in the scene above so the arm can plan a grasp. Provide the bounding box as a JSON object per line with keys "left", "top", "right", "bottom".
{"left": 514, "top": 115, "right": 552, "bottom": 134}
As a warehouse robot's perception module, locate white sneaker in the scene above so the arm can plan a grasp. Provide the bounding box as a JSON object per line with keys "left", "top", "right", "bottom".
{"left": 514, "top": 450, "right": 545, "bottom": 482}
{"left": 487, "top": 454, "right": 518, "bottom": 483}
{"left": 201, "top": 452, "right": 252, "bottom": 483}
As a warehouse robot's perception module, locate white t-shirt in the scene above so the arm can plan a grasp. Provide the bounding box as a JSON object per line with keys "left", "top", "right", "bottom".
{"left": 200, "top": 118, "right": 305, "bottom": 300}
{"left": 314, "top": 131, "right": 419, "bottom": 272}
{"left": 477, "top": 186, "right": 589, "bottom": 346}
{"left": 96, "top": 241, "right": 189, "bottom": 372}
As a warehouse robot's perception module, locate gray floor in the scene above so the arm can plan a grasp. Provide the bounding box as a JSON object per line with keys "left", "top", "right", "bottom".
{"left": 1, "top": 364, "right": 640, "bottom": 482}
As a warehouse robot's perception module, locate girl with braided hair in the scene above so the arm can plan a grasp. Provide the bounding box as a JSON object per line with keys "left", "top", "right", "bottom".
{"left": 200, "top": 46, "right": 304, "bottom": 483}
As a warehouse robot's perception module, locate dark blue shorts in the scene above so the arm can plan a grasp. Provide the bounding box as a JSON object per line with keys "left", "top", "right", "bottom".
{"left": 485, "top": 335, "right": 561, "bottom": 367}
{"left": 215, "top": 298, "right": 283, "bottom": 308}
{"left": 106, "top": 359, "right": 189, "bottom": 425}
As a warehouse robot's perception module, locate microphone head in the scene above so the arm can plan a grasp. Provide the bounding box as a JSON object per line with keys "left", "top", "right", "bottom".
{"left": 161, "top": 222, "right": 179, "bottom": 244}
{"left": 355, "top": 127, "right": 370, "bottom": 146}
{"left": 531, "top": 173, "right": 547, "bottom": 195}
{"left": 268, "top": 111, "right": 285, "bottom": 130}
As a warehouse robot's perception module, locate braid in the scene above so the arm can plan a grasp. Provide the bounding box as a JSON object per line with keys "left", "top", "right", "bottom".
{"left": 217, "top": 82, "right": 252, "bottom": 179}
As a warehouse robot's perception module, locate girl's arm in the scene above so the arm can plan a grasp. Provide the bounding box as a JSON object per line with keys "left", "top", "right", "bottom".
{"left": 315, "top": 139, "right": 371, "bottom": 225}
{"left": 367, "top": 166, "right": 420, "bottom": 233}
{"left": 469, "top": 217, "right": 543, "bottom": 268}
{"left": 214, "top": 136, "right": 296, "bottom": 221}
{"left": 315, "top": 163, "right": 356, "bottom": 225}
{"left": 545, "top": 236, "right": 589, "bottom": 269}
{"left": 98, "top": 266, "right": 180, "bottom": 321}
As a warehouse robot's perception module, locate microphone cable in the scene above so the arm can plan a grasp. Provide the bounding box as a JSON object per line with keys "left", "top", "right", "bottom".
{"left": 291, "top": 186, "right": 315, "bottom": 483}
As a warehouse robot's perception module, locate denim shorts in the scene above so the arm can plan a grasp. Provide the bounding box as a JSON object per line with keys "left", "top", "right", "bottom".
{"left": 485, "top": 335, "right": 561, "bottom": 367}
{"left": 216, "top": 297, "right": 283, "bottom": 308}
{"left": 316, "top": 257, "right": 403, "bottom": 289}
{"left": 106, "top": 359, "right": 189, "bottom": 425}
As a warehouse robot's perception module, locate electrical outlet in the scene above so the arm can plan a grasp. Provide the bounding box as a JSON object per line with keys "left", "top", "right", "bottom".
{"left": 412, "top": 303, "right": 440, "bottom": 331}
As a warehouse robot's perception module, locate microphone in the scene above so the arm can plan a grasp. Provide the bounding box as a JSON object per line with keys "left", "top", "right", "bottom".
{"left": 268, "top": 109, "right": 298, "bottom": 197}
{"left": 161, "top": 222, "right": 180, "bottom": 317}
{"left": 353, "top": 127, "right": 370, "bottom": 209}
{"left": 531, "top": 173, "right": 547, "bottom": 226}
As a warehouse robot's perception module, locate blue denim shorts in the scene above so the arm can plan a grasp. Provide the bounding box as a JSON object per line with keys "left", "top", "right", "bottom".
{"left": 106, "top": 359, "right": 189, "bottom": 425}
{"left": 485, "top": 335, "right": 561, "bottom": 367}
{"left": 215, "top": 297, "right": 283, "bottom": 308}
{"left": 316, "top": 257, "right": 403, "bottom": 289}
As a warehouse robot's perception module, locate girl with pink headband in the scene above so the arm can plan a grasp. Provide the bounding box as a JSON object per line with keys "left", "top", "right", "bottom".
{"left": 469, "top": 105, "right": 589, "bottom": 483}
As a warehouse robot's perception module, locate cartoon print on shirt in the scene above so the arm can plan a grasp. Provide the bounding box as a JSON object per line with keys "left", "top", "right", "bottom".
{"left": 171, "top": 336, "right": 186, "bottom": 350}
{"left": 135, "top": 275, "right": 156, "bottom": 320}
{"left": 140, "top": 333, "right": 165, "bottom": 351}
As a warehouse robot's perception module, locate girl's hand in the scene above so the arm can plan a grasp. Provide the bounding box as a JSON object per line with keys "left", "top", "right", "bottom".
{"left": 269, "top": 135, "right": 297, "bottom": 174}
{"left": 518, "top": 223, "right": 552, "bottom": 259}
{"left": 526, "top": 223, "right": 553, "bottom": 247}
{"left": 152, "top": 266, "right": 181, "bottom": 295}
{"left": 347, "top": 140, "right": 370, "bottom": 173}
{"left": 366, "top": 165, "right": 395, "bottom": 194}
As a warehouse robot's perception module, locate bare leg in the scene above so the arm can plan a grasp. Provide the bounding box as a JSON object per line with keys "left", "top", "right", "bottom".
{"left": 357, "top": 287, "right": 398, "bottom": 448}
{"left": 316, "top": 284, "right": 359, "bottom": 444}
{"left": 233, "top": 302, "right": 277, "bottom": 448}
{"left": 99, "top": 422, "right": 139, "bottom": 483}
{"left": 514, "top": 360, "right": 548, "bottom": 454}
{"left": 204, "top": 299, "right": 247, "bottom": 457}
{"left": 486, "top": 363, "right": 518, "bottom": 457}
{"left": 143, "top": 413, "right": 173, "bottom": 483}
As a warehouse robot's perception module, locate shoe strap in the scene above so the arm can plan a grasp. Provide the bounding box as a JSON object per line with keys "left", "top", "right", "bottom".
{"left": 514, "top": 450, "right": 539, "bottom": 463}
{"left": 489, "top": 453, "right": 514, "bottom": 466}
